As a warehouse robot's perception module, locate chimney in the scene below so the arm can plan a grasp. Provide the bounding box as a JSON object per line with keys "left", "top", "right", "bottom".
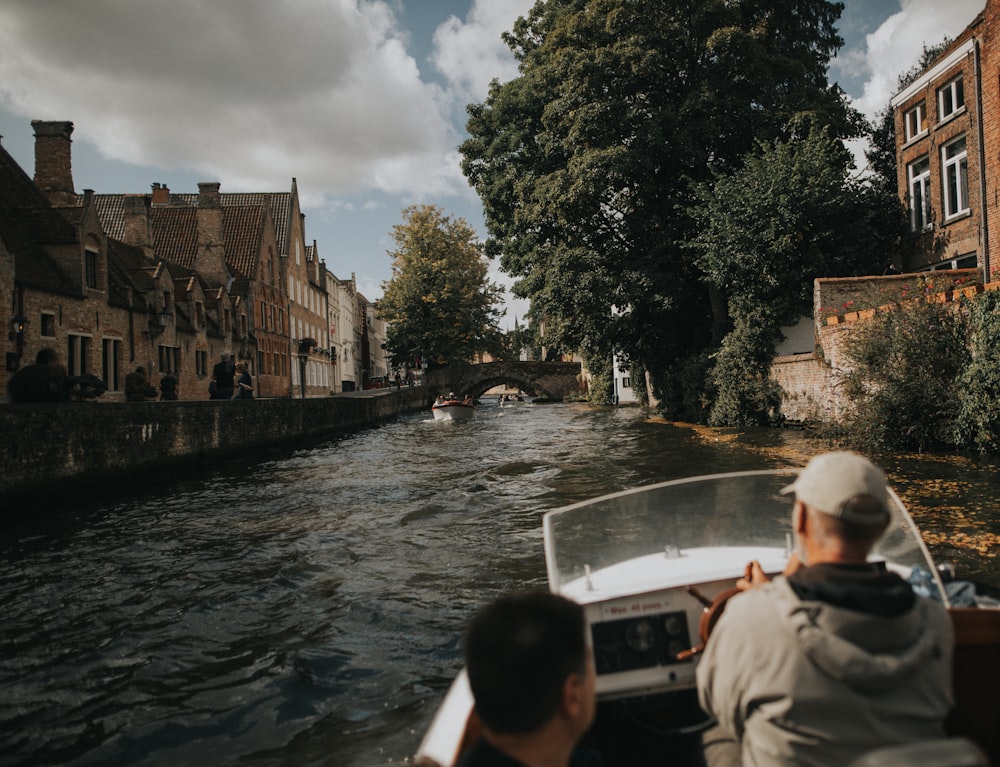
{"left": 123, "top": 194, "right": 154, "bottom": 258}
{"left": 32, "top": 120, "right": 75, "bottom": 206}
{"left": 195, "top": 182, "right": 227, "bottom": 287}
{"left": 150, "top": 182, "right": 170, "bottom": 205}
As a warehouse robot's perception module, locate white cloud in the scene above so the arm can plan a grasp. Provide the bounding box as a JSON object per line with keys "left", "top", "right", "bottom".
{"left": 430, "top": 0, "right": 534, "bottom": 106}
{"left": 0, "top": 0, "right": 465, "bottom": 198}
{"left": 846, "top": 0, "right": 984, "bottom": 119}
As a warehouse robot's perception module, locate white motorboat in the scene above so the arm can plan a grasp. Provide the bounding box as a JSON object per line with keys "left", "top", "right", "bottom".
{"left": 415, "top": 469, "right": 1000, "bottom": 766}
{"left": 432, "top": 398, "right": 476, "bottom": 421}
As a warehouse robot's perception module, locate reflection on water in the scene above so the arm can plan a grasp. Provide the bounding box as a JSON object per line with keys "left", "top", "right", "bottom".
{"left": 1, "top": 402, "right": 996, "bottom": 766}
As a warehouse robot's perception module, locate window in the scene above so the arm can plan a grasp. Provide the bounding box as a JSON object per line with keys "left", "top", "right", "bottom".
{"left": 67, "top": 334, "right": 91, "bottom": 376}
{"left": 158, "top": 345, "right": 179, "bottom": 374}
{"left": 196, "top": 349, "right": 208, "bottom": 376}
{"left": 942, "top": 136, "right": 969, "bottom": 219}
{"left": 40, "top": 312, "right": 56, "bottom": 338}
{"left": 102, "top": 338, "right": 121, "bottom": 391}
{"left": 85, "top": 249, "right": 98, "bottom": 289}
{"left": 162, "top": 290, "right": 171, "bottom": 312}
{"left": 622, "top": 377, "right": 631, "bottom": 389}
{"left": 195, "top": 301, "right": 205, "bottom": 328}
{"left": 904, "top": 102, "right": 926, "bottom": 141}
{"left": 938, "top": 77, "right": 965, "bottom": 120}
{"left": 908, "top": 157, "right": 931, "bottom": 231}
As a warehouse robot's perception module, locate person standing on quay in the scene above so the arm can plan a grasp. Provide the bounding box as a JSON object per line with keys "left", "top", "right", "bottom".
{"left": 233, "top": 362, "right": 254, "bottom": 400}
{"left": 211, "top": 353, "right": 235, "bottom": 400}
{"left": 159, "top": 372, "right": 178, "bottom": 400}
{"left": 6, "top": 347, "right": 69, "bottom": 402}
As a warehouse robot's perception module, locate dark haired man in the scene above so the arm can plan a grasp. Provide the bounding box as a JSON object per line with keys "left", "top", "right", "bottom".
{"left": 697, "top": 452, "right": 956, "bottom": 767}
{"left": 459, "top": 591, "right": 598, "bottom": 767}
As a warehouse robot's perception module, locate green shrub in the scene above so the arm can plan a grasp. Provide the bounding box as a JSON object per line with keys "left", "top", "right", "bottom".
{"left": 954, "top": 290, "right": 1000, "bottom": 451}
{"left": 837, "top": 299, "right": 968, "bottom": 452}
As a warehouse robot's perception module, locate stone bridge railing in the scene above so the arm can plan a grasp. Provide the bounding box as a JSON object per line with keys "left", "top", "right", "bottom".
{"left": 425, "top": 361, "right": 584, "bottom": 401}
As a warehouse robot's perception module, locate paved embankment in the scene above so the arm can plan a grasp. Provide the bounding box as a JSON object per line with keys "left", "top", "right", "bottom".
{"left": 0, "top": 387, "right": 429, "bottom": 499}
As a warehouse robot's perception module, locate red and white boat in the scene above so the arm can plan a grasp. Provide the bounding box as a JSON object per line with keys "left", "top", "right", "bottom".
{"left": 432, "top": 396, "right": 476, "bottom": 421}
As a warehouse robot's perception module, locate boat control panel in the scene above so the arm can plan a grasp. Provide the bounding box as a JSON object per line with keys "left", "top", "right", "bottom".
{"left": 581, "top": 586, "right": 712, "bottom": 700}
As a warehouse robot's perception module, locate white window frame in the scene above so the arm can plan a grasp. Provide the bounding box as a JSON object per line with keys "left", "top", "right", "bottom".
{"left": 942, "top": 136, "right": 969, "bottom": 220}
{"left": 908, "top": 156, "right": 932, "bottom": 231}
{"left": 904, "top": 102, "right": 926, "bottom": 141}
{"left": 938, "top": 76, "right": 965, "bottom": 121}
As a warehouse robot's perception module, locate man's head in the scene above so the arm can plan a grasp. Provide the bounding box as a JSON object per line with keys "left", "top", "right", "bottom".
{"left": 464, "top": 591, "right": 594, "bottom": 737}
{"left": 781, "top": 451, "right": 892, "bottom": 556}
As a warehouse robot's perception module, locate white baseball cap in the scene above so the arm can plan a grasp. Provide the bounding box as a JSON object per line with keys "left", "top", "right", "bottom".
{"left": 780, "top": 451, "right": 890, "bottom": 526}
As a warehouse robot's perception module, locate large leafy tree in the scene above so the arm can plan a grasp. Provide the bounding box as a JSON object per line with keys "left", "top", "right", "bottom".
{"left": 690, "top": 123, "right": 904, "bottom": 424}
{"left": 379, "top": 205, "right": 504, "bottom": 369}
{"left": 461, "top": 0, "right": 863, "bottom": 408}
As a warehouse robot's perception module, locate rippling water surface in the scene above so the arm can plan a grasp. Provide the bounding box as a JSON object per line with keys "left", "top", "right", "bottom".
{"left": 2, "top": 401, "right": 997, "bottom": 766}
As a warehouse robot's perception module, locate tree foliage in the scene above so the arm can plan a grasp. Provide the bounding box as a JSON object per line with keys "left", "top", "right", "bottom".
{"left": 689, "top": 123, "right": 904, "bottom": 423}
{"left": 461, "top": 0, "right": 870, "bottom": 420}
{"left": 379, "top": 205, "right": 504, "bottom": 369}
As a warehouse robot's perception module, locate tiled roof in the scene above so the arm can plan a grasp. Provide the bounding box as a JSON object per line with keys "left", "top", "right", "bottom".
{"left": 91, "top": 195, "right": 126, "bottom": 240}
{"left": 165, "top": 192, "right": 292, "bottom": 256}
{"left": 0, "top": 142, "right": 80, "bottom": 295}
{"left": 107, "top": 239, "right": 152, "bottom": 310}
{"left": 151, "top": 208, "right": 199, "bottom": 269}
{"left": 223, "top": 205, "right": 265, "bottom": 279}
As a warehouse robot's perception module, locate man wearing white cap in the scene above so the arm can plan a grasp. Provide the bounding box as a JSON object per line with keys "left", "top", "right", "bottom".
{"left": 696, "top": 452, "right": 955, "bottom": 767}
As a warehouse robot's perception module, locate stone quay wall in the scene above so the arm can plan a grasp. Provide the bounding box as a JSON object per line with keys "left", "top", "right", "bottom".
{"left": 0, "top": 388, "right": 430, "bottom": 498}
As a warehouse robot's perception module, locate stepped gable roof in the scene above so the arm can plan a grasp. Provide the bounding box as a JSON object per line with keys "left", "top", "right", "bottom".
{"left": 150, "top": 207, "right": 199, "bottom": 269}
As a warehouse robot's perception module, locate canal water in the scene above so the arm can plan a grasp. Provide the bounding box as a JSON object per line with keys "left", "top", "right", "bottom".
{"left": 2, "top": 401, "right": 998, "bottom": 766}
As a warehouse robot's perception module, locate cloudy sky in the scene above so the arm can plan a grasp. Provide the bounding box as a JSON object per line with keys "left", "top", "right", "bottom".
{"left": 0, "top": 0, "right": 986, "bottom": 327}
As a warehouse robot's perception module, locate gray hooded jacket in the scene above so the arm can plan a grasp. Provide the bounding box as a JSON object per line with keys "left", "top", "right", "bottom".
{"left": 697, "top": 574, "right": 954, "bottom": 767}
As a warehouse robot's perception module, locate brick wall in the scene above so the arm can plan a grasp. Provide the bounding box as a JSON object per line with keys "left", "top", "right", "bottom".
{"left": 0, "top": 388, "right": 429, "bottom": 498}
{"left": 771, "top": 272, "right": 991, "bottom": 423}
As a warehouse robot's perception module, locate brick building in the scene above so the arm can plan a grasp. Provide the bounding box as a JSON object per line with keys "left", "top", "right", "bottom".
{"left": 889, "top": 0, "right": 1000, "bottom": 278}
{"left": 1, "top": 118, "right": 350, "bottom": 401}
{"left": 1, "top": 122, "right": 147, "bottom": 401}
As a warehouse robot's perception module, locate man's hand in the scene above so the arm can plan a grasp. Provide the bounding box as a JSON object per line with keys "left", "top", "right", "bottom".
{"left": 736, "top": 560, "right": 769, "bottom": 590}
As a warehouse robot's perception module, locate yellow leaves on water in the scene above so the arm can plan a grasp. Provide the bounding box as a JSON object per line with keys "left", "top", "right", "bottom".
{"left": 910, "top": 502, "right": 999, "bottom": 559}
{"left": 921, "top": 529, "right": 999, "bottom": 558}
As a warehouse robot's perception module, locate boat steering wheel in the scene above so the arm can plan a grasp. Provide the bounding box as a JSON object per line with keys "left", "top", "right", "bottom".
{"left": 676, "top": 584, "right": 743, "bottom": 661}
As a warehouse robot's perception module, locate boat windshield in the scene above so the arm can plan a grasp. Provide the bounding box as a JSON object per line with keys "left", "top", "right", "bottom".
{"left": 543, "top": 470, "right": 946, "bottom": 602}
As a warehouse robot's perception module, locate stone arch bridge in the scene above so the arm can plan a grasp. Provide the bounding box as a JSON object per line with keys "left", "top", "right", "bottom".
{"left": 425, "top": 361, "right": 584, "bottom": 401}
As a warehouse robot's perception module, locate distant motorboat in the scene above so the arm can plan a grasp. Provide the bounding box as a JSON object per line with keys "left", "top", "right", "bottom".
{"left": 432, "top": 398, "right": 476, "bottom": 421}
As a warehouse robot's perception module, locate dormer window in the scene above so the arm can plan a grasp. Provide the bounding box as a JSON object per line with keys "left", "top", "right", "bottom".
{"left": 85, "top": 248, "right": 98, "bottom": 289}
{"left": 938, "top": 76, "right": 964, "bottom": 121}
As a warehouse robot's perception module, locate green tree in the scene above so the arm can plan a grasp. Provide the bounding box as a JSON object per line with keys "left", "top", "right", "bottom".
{"left": 379, "top": 205, "right": 504, "bottom": 369}
{"left": 461, "top": 0, "right": 861, "bottom": 416}
{"left": 690, "top": 123, "right": 902, "bottom": 424}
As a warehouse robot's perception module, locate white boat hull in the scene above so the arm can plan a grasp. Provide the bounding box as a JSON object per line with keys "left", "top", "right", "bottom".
{"left": 432, "top": 401, "right": 475, "bottom": 421}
